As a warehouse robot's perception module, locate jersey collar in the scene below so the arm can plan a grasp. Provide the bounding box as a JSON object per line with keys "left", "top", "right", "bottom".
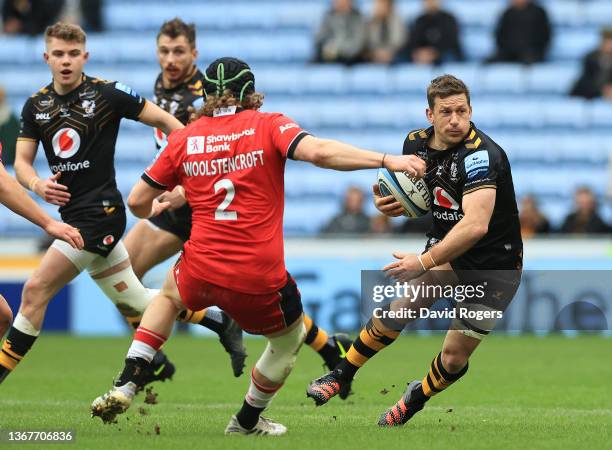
{"left": 50, "top": 73, "right": 87, "bottom": 103}
{"left": 426, "top": 122, "right": 477, "bottom": 152}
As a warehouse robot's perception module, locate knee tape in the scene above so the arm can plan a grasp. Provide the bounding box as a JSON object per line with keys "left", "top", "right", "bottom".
{"left": 93, "top": 266, "right": 154, "bottom": 317}
{"left": 255, "top": 321, "right": 306, "bottom": 383}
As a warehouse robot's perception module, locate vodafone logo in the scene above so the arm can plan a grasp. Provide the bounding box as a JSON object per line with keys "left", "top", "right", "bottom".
{"left": 103, "top": 235, "right": 114, "bottom": 246}
{"left": 52, "top": 128, "right": 81, "bottom": 159}
{"left": 433, "top": 187, "right": 460, "bottom": 210}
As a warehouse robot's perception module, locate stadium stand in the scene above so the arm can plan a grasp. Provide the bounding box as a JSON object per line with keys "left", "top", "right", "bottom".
{"left": 0, "top": 0, "right": 610, "bottom": 235}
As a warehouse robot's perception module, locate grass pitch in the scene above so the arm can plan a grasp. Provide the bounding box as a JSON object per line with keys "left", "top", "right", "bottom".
{"left": 0, "top": 334, "right": 610, "bottom": 449}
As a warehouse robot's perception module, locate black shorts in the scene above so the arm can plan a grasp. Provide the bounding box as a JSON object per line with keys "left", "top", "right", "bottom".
{"left": 63, "top": 206, "right": 126, "bottom": 257}
{"left": 424, "top": 237, "right": 522, "bottom": 334}
{"left": 148, "top": 204, "right": 192, "bottom": 242}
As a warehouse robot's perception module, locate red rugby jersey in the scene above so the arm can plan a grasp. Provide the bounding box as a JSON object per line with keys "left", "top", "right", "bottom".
{"left": 143, "top": 108, "right": 308, "bottom": 294}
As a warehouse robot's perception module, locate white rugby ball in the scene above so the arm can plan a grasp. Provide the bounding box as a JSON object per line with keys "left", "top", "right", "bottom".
{"left": 377, "top": 168, "right": 431, "bottom": 218}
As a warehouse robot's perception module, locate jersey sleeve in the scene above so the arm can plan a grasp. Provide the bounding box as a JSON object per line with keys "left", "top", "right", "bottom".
{"left": 142, "top": 133, "right": 181, "bottom": 191}
{"left": 461, "top": 148, "right": 500, "bottom": 195}
{"left": 102, "top": 81, "right": 146, "bottom": 120}
{"left": 18, "top": 98, "right": 40, "bottom": 142}
{"left": 402, "top": 135, "right": 416, "bottom": 155}
{"left": 269, "top": 114, "right": 309, "bottom": 159}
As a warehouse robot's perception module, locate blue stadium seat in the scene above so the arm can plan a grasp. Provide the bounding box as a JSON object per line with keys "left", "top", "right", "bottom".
{"left": 462, "top": 28, "right": 495, "bottom": 61}
{"left": 347, "top": 65, "right": 392, "bottom": 95}
{"left": 390, "top": 65, "right": 434, "bottom": 94}
{"left": 301, "top": 65, "right": 347, "bottom": 94}
{"left": 587, "top": 100, "right": 612, "bottom": 128}
{"left": 445, "top": 0, "right": 505, "bottom": 28}
{"left": 481, "top": 64, "right": 528, "bottom": 94}
{"left": 434, "top": 63, "right": 481, "bottom": 94}
{"left": 526, "top": 63, "right": 580, "bottom": 94}
{"left": 541, "top": 98, "right": 588, "bottom": 128}
{"left": 542, "top": 0, "right": 583, "bottom": 27}
{"left": 550, "top": 28, "right": 599, "bottom": 61}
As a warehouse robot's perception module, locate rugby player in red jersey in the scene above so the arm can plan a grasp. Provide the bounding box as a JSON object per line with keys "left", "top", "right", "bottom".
{"left": 0, "top": 142, "right": 83, "bottom": 340}
{"left": 91, "top": 57, "right": 425, "bottom": 435}
{"left": 124, "top": 18, "right": 353, "bottom": 380}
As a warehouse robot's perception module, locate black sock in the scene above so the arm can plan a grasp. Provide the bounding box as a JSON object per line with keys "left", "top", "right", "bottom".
{"left": 115, "top": 357, "right": 150, "bottom": 386}
{"left": 199, "top": 309, "right": 225, "bottom": 335}
{"left": 235, "top": 400, "right": 265, "bottom": 430}
{"left": 335, "top": 358, "right": 359, "bottom": 382}
{"left": 178, "top": 309, "right": 225, "bottom": 334}
{"left": 0, "top": 326, "right": 38, "bottom": 383}
{"left": 317, "top": 338, "right": 339, "bottom": 366}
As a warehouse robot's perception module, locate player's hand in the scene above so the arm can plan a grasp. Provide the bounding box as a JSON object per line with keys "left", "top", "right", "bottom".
{"left": 34, "top": 172, "right": 71, "bottom": 206}
{"left": 372, "top": 183, "right": 404, "bottom": 217}
{"left": 384, "top": 155, "right": 426, "bottom": 178}
{"left": 157, "top": 186, "right": 187, "bottom": 211}
{"left": 383, "top": 252, "right": 425, "bottom": 282}
{"left": 44, "top": 220, "right": 84, "bottom": 250}
{"left": 150, "top": 198, "right": 172, "bottom": 217}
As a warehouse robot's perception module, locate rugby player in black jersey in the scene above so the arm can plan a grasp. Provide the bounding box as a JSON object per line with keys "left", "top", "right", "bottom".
{"left": 0, "top": 22, "right": 186, "bottom": 385}
{"left": 122, "top": 18, "right": 354, "bottom": 384}
{"left": 0, "top": 142, "right": 83, "bottom": 344}
{"left": 307, "top": 75, "right": 523, "bottom": 426}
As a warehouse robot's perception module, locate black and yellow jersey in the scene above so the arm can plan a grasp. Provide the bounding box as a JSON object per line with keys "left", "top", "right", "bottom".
{"left": 152, "top": 67, "right": 204, "bottom": 148}
{"left": 403, "top": 123, "right": 522, "bottom": 270}
{"left": 18, "top": 74, "right": 145, "bottom": 255}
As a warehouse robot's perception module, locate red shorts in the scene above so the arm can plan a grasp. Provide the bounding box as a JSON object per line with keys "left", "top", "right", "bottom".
{"left": 173, "top": 260, "right": 303, "bottom": 335}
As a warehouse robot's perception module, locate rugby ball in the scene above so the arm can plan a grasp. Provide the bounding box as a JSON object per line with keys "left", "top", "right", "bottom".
{"left": 377, "top": 169, "right": 431, "bottom": 218}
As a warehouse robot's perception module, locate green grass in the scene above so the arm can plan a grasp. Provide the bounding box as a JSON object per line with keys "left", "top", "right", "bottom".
{"left": 1, "top": 335, "right": 611, "bottom": 449}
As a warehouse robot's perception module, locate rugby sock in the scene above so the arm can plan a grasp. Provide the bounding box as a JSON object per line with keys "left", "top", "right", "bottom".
{"left": 178, "top": 308, "right": 225, "bottom": 334}
{"left": 236, "top": 369, "right": 283, "bottom": 429}
{"left": 0, "top": 313, "right": 40, "bottom": 383}
{"left": 303, "top": 314, "right": 341, "bottom": 364}
{"left": 336, "top": 316, "right": 401, "bottom": 382}
{"left": 412, "top": 352, "right": 469, "bottom": 403}
{"left": 128, "top": 327, "right": 168, "bottom": 361}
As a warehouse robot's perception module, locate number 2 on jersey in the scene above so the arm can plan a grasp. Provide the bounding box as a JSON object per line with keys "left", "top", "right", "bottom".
{"left": 214, "top": 179, "right": 237, "bottom": 221}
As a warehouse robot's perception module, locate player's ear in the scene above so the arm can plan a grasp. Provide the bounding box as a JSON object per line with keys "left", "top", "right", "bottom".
{"left": 43, "top": 52, "right": 49, "bottom": 63}
{"left": 83, "top": 51, "right": 89, "bottom": 62}
{"left": 426, "top": 108, "right": 434, "bottom": 124}
{"left": 192, "top": 48, "right": 198, "bottom": 60}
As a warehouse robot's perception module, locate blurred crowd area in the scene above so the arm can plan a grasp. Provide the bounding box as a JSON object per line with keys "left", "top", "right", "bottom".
{"left": 0, "top": 0, "right": 610, "bottom": 238}
{"left": 314, "top": 0, "right": 612, "bottom": 100}
{"left": 321, "top": 184, "right": 610, "bottom": 237}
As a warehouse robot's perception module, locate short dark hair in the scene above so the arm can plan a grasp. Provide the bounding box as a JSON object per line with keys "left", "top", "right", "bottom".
{"left": 427, "top": 74, "right": 470, "bottom": 109}
{"left": 157, "top": 18, "right": 196, "bottom": 48}
{"left": 44, "top": 22, "right": 86, "bottom": 44}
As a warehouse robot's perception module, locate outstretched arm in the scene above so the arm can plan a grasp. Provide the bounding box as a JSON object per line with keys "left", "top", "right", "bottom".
{"left": 292, "top": 135, "right": 426, "bottom": 176}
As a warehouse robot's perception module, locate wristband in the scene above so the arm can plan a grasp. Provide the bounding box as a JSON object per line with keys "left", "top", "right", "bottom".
{"left": 28, "top": 176, "right": 41, "bottom": 192}
{"left": 425, "top": 251, "right": 438, "bottom": 269}
{"left": 416, "top": 254, "right": 427, "bottom": 272}
{"left": 381, "top": 153, "right": 387, "bottom": 168}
